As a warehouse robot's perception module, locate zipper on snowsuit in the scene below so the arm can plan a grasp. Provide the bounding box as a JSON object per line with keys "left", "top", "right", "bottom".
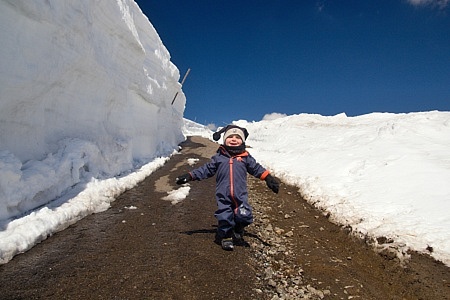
{"left": 228, "top": 155, "right": 247, "bottom": 215}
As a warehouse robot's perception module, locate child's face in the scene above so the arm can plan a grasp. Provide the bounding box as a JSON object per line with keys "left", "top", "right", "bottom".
{"left": 225, "top": 134, "right": 243, "bottom": 147}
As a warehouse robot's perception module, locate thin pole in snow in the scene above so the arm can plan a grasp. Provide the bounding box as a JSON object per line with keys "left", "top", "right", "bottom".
{"left": 171, "top": 68, "right": 191, "bottom": 105}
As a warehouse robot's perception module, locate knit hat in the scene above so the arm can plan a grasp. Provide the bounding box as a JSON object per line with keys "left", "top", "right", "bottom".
{"left": 213, "top": 125, "right": 249, "bottom": 143}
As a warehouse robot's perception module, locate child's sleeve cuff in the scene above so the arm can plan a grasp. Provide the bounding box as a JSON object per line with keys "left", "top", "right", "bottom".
{"left": 260, "top": 170, "right": 270, "bottom": 180}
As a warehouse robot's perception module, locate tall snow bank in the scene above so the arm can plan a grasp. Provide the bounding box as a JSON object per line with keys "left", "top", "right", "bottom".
{"left": 235, "top": 112, "right": 450, "bottom": 265}
{"left": 0, "top": 0, "right": 186, "bottom": 221}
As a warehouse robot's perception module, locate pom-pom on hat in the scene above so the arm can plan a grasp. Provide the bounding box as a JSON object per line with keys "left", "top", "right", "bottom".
{"left": 213, "top": 125, "right": 249, "bottom": 142}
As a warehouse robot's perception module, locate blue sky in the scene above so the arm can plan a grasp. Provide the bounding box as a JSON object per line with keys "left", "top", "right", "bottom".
{"left": 136, "top": 0, "right": 450, "bottom": 126}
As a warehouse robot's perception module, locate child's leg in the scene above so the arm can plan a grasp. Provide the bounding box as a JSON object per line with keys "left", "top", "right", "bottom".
{"left": 214, "top": 198, "right": 235, "bottom": 239}
{"left": 234, "top": 222, "right": 246, "bottom": 234}
{"left": 234, "top": 202, "right": 254, "bottom": 230}
{"left": 232, "top": 202, "right": 253, "bottom": 245}
{"left": 215, "top": 204, "right": 236, "bottom": 251}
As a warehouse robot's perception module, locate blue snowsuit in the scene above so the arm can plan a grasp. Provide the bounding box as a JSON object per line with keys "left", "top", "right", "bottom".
{"left": 189, "top": 146, "right": 270, "bottom": 238}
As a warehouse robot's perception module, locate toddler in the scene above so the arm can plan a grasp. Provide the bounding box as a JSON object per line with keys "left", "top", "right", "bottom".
{"left": 176, "top": 125, "right": 279, "bottom": 250}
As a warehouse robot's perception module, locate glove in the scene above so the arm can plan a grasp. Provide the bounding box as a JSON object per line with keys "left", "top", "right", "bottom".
{"left": 265, "top": 174, "right": 279, "bottom": 194}
{"left": 176, "top": 173, "right": 192, "bottom": 185}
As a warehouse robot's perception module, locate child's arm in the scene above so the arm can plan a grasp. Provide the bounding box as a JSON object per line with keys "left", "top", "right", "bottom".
{"left": 246, "top": 155, "right": 279, "bottom": 193}
{"left": 189, "top": 159, "right": 217, "bottom": 181}
{"left": 175, "top": 156, "right": 218, "bottom": 185}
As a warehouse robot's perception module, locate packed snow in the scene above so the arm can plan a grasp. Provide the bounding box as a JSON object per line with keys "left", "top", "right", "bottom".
{"left": 1, "top": 0, "right": 449, "bottom": 270}
{"left": 0, "top": 0, "right": 185, "bottom": 263}
{"left": 163, "top": 185, "right": 191, "bottom": 205}
{"left": 234, "top": 111, "right": 450, "bottom": 266}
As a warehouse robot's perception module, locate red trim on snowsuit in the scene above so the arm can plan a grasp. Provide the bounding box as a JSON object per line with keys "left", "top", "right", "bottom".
{"left": 260, "top": 170, "right": 270, "bottom": 180}
{"left": 226, "top": 150, "right": 250, "bottom": 214}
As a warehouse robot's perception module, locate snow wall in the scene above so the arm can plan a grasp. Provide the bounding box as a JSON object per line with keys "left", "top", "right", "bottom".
{"left": 0, "top": 0, "right": 186, "bottom": 221}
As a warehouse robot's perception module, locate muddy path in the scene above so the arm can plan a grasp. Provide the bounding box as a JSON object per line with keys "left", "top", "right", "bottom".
{"left": 0, "top": 136, "right": 449, "bottom": 299}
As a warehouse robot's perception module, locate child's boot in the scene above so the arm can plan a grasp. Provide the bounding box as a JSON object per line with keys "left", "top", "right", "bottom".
{"left": 221, "top": 237, "right": 234, "bottom": 251}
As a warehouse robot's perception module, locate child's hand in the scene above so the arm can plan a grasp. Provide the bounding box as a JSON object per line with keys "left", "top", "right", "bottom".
{"left": 265, "top": 174, "right": 279, "bottom": 193}
{"left": 176, "top": 173, "right": 192, "bottom": 185}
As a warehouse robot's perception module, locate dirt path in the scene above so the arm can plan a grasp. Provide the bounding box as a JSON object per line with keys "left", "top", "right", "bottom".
{"left": 0, "top": 136, "right": 449, "bottom": 299}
